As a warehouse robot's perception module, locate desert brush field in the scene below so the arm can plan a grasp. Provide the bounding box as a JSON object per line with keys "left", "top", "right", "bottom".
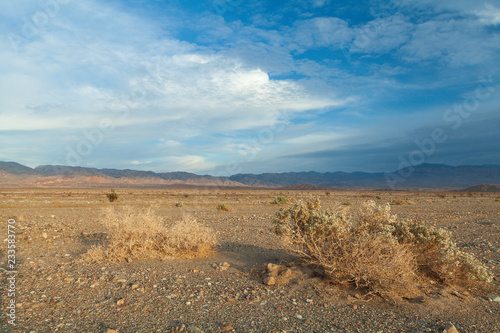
{"left": 1, "top": 188, "right": 499, "bottom": 333}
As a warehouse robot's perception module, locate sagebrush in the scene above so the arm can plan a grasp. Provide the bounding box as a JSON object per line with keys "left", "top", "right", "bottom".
{"left": 82, "top": 206, "right": 217, "bottom": 263}
{"left": 273, "top": 198, "right": 492, "bottom": 296}
{"left": 271, "top": 196, "right": 290, "bottom": 205}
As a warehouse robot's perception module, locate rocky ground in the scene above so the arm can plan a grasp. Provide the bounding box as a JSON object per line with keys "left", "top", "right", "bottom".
{"left": 1, "top": 188, "right": 499, "bottom": 332}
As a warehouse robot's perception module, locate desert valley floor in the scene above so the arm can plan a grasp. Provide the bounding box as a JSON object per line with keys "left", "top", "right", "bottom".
{"left": 1, "top": 188, "right": 499, "bottom": 333}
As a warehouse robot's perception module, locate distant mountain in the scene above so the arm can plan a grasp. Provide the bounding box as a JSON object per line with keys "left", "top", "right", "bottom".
{"left": 461, "top": 184, "right": 500, "bottom": 192}
{"left": 0, "top": 161, "right": 38, "bottom": 175}
{"left": 0, "top": 162, "right": 499, "bottom": 189}
{"left": 229, "top": 163, "right": 500, "bottom": 189}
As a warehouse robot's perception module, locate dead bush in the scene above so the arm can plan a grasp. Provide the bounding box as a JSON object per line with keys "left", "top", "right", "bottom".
{"left": 82, "top": 206, "right": 217, "bottom": 263}
{"left": 216, "top": 203, "right": 232, "bottom": 212}
{"left": 273, "top": 198, "right": 492, "bottom": 297}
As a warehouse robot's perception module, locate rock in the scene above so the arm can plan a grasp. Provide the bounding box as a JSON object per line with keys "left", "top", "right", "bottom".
{"left": 486, "top": 295, "right": 500, "bottom": 303}
{"left": 221, "top": 325, "right": 234, "bottom": 332}
{"left": 125, "top": 257, "right": 132, "bottom": 263}
{"left": 295, "top": 314, "right": 303, "bottom": 320}
{"left": 185, "top": 301, "right": 191, "bottom": 305}
{"left": 266, "top": 263, "right": 279, "bottom": 273}
{"left": 186, "top": 326, "right": 204, "bottom": 333}
{"left": 116, "top": 299, "right": 125, "bottom": 306}
{"left": 42, "top": 233, "right": 48, "bottom": 239}
{"left": 131, "top": 284, "right": 139, "bottom": 290}
{"left": 443, "top": 322, "right": 458, "bottom": 333}
{"left": 352, "top": 304, "right": 358, "bottom": 310}
{"left": 106, "top": 330, "right": 118, "bottom": 333}
{"left": 263, "top": 276, "right": 276, "bottom": 286}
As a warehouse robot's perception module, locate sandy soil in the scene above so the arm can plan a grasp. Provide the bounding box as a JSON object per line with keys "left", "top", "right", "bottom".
{"left": 1, "top": 188, "right": 499, "bottom": 333}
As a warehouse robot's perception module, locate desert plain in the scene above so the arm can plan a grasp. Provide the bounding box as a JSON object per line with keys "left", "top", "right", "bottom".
{"left": 1, "top": 188, "right": 499, "bottom": 332}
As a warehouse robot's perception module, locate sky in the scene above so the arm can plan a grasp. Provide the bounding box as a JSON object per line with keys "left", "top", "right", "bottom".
{"left": 0, "top": 0, "right": 499, "bottom": 176}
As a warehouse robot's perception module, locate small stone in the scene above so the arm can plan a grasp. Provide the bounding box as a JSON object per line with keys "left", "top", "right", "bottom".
{"left": 185, "top": 301, "right": 191, "bottom": 305}
{"left": 42, "top": 233, "right": 48, "bottom": 239}
{"left": 295, "top": 314, "right": 303, "bottom": 320}
{"left": 267, "top": 263, "right": 279, "bottom": 273}
{"left": 221, "top": 325, "right": 234, "bottom": 332}
{"left": 223, "top": 262, "right": 230, "bottom": 267}
{"left": 486, "top": 295, "right": 500, "bottom": 303}
{"left": 443, "top": 322, "right": 458, "bottom": 333}
{"left": 352, "top": 304, "right": 358, "bottom": 310}
{"left": 125, "top": 257, "right": 132, "bottom": 263}
{"left": 192, "top": 269, "right": 199, "bottom": 273}
{"left": 131, "top": 284, "right": 139, "bottom": 290}
{"left": 263, "top": 276, "right": 276, "bottom": 286}
{"left": 306, "top": 299, "right": 313, "bottom": 303}
{"left": 186, "top": 327, "right": 204, "bottom": 333}
{"left": 106, "top": 330, "right": 118, "bottom": 333}
{"left": 116, "top": 299, "right": 125, "bottom": 306}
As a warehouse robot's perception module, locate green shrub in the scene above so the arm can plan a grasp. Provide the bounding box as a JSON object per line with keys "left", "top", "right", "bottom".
{"left": 271, "top": 196, "right": 290, "bottom": 205}
{"left": 342, "top": 201, "right": 352, "bottom": 206}
{"left": 175, "top": 202, "right": 184, "bottom": 207}
{"left": 273, "top": 198, "right": 492, "bottom": 296}
{"left": 106, "top": 190, "right": 119, "bottom": 202}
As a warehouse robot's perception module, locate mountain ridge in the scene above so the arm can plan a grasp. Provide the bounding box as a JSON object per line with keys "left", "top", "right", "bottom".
{"left": 1, "top": 161, "right": 499, "bottom": 189}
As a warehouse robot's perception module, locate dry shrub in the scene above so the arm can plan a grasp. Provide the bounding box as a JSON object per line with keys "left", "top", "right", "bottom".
{"left": 82, "top": 206, "right": 217, "bottom": 263}
{"left": 273, "top": 198, "right": 492, "bottom": 297}
{"left": 271, "top": 196, "right": 290, "bottom": 205}
{"left": 216, "top": 203, "right": 232, "bottom": 212}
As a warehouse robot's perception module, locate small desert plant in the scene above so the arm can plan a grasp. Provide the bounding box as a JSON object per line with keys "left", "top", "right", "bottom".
{"left": 273, "top": 198, "right": 492, "bottom": 297}
{"left": 82, "top": 206, "right": 217, "bottom": 263}
{"left": 175, "top": 202, "right": 184, "bottom": 207}
{"left": 184, "top": 194, "right": 189, "bottom": 198}
{"left": 271, "top": 196, "right": 290, "bottom": 205}
{"left": 106, "top": 190, "right": 118, "bottom": 202}
{"left": 496, "top": 197, "right": 500, "bottom": 202}
{"left": 391, "top": 199, "right": 408, "bottom": 205}
{"left": 342, "top": 201, "right": 352, "bottom": 206}
{"left": 216, "top": 203, "right": 232, "bottom": 212}
{"left": 376, "top": 196, "right": 381, "bottom": 200}
{"left": 325, "top": 191, "right": 330, "bottom": 196}
{"left": 436, "top": 193, "right": 446, "bottom": 198}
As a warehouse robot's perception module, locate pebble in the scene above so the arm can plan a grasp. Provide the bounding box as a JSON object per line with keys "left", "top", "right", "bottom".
{"left": 486, "top": 295, "right": 500, "bottom": 303}
{"left": 116, "top": 299, "right": 125, "bottom": 306}
{"left": 442, "top": 322, "right": 458, "bottom": 333}
{"left": 295, "top": 314, "right": 303, "bottom": 320}
{"left": 42, "top": 233, "right": 48, "bottom": 239}
{"left": 106, "top": 330, "right": 118, "bottom": 333}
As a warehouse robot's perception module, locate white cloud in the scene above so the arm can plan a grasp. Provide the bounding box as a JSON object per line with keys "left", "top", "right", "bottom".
{"left": 351, "top": 14, "right": 413, "bottom": 53}
{"left": 400, "top": 18, "right": 500, "bottom": 66}
{"left": 292, "top": 17, "right": 354, "bottom": 51}
{"left": 475, "top": 3, "right": 500, "bottom": 25}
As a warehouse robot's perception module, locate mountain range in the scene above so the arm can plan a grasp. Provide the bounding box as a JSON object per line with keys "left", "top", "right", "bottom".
{"left": 0, "top": 161, "right": 499, "bottom": 189}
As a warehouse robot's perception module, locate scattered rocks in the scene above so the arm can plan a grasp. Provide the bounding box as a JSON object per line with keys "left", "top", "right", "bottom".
{"left": 442, "top": 322, "right": 458, "bottom": 333}
{"left": 486, "top": 295, "right": 500, "bottom": 303}
{"left": 262, "top": 263, "right": 295, "bottom": 286}
{"left": 212, "top": 262, "right": 231, "bottom": 271}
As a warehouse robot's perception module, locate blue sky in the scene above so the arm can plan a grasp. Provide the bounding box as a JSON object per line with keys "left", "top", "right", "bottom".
{"left": 0, "top": 0, "right": 499, "bottom": 176}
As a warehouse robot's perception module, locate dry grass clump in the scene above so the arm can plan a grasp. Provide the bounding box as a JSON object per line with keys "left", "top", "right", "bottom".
{"left": 273, "top": 198, "right": 492, "bottom": 297}
{"left": 216, "top": 203, "right": 233, "bottom": 212}
{"left": 271, "top": 196, "right": 290, "bottom": 205}
{"left": 82, "top": 206, "right": 217, "bottom": 263}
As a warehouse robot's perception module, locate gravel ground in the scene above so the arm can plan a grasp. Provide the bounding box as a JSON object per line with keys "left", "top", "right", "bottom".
{"left": 1, "top": 189, "right": 499, "bottom": 332}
